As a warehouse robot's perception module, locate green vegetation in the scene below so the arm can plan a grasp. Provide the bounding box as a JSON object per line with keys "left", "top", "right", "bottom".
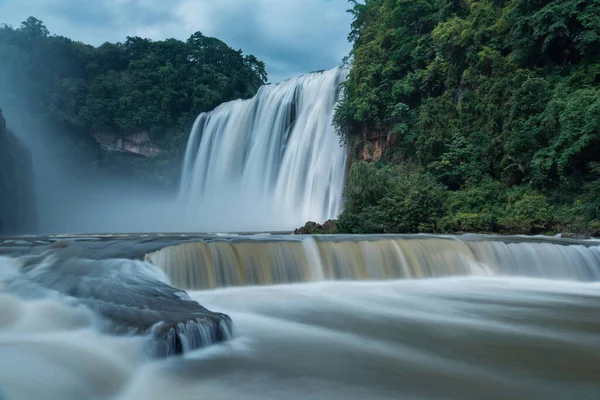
{"left": 0, "top": 17, "right": 266, "bottom": 186}
{"left": 294, "top": 220, "right": 338, "bottom": 234}
{"left": 335, "top": 0, "right": 600, "bottom": 235}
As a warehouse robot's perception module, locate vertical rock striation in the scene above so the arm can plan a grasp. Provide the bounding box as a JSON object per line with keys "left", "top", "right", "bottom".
{"left": 0, "top": 108, "right": 37, "bottom": 234}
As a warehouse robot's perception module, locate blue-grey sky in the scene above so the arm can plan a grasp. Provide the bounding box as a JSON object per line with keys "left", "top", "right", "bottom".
{"left": 0, "top": 0, "right": 353, "bottom": 83}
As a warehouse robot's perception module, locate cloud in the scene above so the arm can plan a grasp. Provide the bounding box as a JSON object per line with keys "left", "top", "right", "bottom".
{"left": 0, "top": 0, "right": 353, "bottom": 83}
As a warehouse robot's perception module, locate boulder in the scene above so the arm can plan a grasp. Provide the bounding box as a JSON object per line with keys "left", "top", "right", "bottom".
{"left": 294, "top": 220, "right": 337, "bottom": 234}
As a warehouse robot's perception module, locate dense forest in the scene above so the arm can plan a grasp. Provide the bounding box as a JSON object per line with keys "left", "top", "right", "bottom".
{"left": 334, "top": 0, "right": 600, "bottom": 236}
{"left": 0, "top": 17, "right": 266, "bottom": 186}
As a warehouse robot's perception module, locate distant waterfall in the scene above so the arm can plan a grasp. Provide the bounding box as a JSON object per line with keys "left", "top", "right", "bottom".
{"left": 179, "top": 68, "right": 347, "bottom": 231}
{"left": 145, "top": 236, "right": 600, "bottom": 290}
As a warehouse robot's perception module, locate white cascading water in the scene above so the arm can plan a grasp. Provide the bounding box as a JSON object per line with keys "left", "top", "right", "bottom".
{"left": 178, "top": 68, "right": 347, "bottom": 231}
{"left": 3, "top": 237, "right": 600, "bottom": 399}
{"left": 144, "top": 236, "right": 600, "bottom": 290}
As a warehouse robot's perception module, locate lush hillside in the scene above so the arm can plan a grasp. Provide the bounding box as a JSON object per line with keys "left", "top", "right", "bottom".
{"left": 335, "top": 0, "right": 600, "bottom": 236}
{"left": 0, "top": 17, "right": 267, "bottom": 186}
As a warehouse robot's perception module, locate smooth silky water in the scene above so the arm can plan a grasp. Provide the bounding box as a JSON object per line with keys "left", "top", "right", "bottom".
{"left": 178, "top": 69, "right": 347, "bottom": 231}
{"left": 1, "top": 234, "right": 600, "bottom": 400}
{"left": 145, "top": 235, "right": 600, "bottom": 289}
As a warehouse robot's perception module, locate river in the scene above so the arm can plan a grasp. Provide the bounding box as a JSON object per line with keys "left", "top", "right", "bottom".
{"left": 0, "top": 234, "right": 599, "bottom": 399}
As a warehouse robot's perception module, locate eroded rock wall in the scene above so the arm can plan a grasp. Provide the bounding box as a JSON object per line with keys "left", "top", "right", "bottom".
{"left": 0, "top": 108, "right": 37, "bottom": 234}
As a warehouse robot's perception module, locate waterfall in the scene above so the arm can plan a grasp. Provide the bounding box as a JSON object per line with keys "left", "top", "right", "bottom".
{"left": 145, "top": 236, "right": 600, "bottom": 290}
{"left": 178, "top": 68, "right": 347, "bottom": 231}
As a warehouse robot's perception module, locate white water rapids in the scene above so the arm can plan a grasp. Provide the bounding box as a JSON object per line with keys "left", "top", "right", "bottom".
{"left": 2, "top": 276, "right": 600, "bottom": 400}
{"left": 1, "top": 236, "right": 600, "bottom": 399}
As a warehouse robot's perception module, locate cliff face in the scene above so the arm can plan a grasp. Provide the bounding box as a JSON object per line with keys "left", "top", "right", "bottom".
{"left": 0, "top": 108, "right": 37, "bottom": 234}
{"left": 93, "top": 131, "right": 161, "bottom": 158}
{"left": 358, "top": 129, "right": 396, "bottom": 162}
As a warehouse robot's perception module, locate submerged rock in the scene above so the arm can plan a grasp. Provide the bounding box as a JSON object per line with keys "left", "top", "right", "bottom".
{"left": 0, "top": 108, "right": 37, "bottom": 234}
{"left": 8, "top": 252, "right": 231, "bottom": 357}
{"left": 561, "top": 232, "right": 592, "bottom": 240}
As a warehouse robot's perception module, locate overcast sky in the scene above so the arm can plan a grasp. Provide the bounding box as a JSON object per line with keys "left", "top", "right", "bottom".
{"left": 0, "top": 0, "right": 353, "bottom": 83}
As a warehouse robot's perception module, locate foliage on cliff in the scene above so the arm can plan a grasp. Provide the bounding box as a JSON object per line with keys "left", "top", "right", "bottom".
{"left": 0, "top": 17, "right": 267, "bottom": 186}
{"left": 335, "top": 0, "right": 600, "bottom": 235}
{"left": 0, "top": 17, "right": 266, "bottom": 139}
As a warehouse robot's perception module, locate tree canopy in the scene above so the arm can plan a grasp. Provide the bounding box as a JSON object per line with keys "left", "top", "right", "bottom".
{"left": 0, "top": 17, "right": 266, "bottom": 140}
{"left": 0, "top": 17, "right": 267, "bottom": 187}
{"left": 335, "top": 0, "right": 600, "bottom": 235}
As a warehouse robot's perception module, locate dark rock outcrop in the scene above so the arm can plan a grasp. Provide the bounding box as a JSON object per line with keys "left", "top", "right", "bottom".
{"left": 10, "top": 251, "right": 232, "bottom": 357}
{"left": 93, "top": 131, "right": 161, "bottom": 158}
{"left": 0, "top": 108, "right": 37, "bottom": 234}
{"left": 294, "top": 219, "right": 337, "bottom": 235}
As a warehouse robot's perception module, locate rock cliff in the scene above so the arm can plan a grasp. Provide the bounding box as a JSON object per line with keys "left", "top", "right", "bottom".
{"left": 93, "top": 131, "right": 161, "bottom": 158}
{"left": 0, "top": 108, "right": 37, "bottom": 234}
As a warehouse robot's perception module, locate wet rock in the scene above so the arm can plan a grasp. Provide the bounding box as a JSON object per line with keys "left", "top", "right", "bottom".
{"left": 294, "top": 220, "right": 337, "bottom": 234}
{"left": 7, "top": 252, "right": 232, "bottom": 357}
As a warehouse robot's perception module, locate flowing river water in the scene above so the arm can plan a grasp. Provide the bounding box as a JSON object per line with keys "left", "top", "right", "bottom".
{"left": 0, "top": 234, "right": 599, "bottom": 400}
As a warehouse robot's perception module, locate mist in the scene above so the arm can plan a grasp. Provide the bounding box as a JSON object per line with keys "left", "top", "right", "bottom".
{"left": 1, "top": 103, "right": 301, "bottom": 234}
{"left": 1, "top": 104, "right": 184, "bottom": 234}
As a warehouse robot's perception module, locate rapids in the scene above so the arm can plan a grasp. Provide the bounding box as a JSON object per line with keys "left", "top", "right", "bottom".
{"left": 1, "top": 235, "right": 600, "bottom": 399}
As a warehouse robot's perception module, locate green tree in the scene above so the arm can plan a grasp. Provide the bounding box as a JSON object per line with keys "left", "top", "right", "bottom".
{"left": 335, "top": 0, "right": 600, "bottom": 236}
{"left": 0, "top": 17, "right": 268, "bottom": 187}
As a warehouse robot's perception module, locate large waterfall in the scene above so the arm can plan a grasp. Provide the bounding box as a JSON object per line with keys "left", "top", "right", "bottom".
{"left": 178, "top": 68, "right": 347, "bottom": 231}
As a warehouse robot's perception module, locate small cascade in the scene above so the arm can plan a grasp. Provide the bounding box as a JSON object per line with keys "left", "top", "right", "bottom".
{"left": 178, "top": 68, "right": 347, "bottom": 231}
{"left": 146, "top": 239, "right": 312, "bottom": 289}
{"left": 144, "top": 236, "right": 600, "bottom": 290}
{"left": 150, "top": 315, "right": 232, "bottom": 358}
{"left": 317, "top": 238, "right": 490, "bottom": 280}
{"left": 466, "top": 241, "right": 600, "bottom": 281}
